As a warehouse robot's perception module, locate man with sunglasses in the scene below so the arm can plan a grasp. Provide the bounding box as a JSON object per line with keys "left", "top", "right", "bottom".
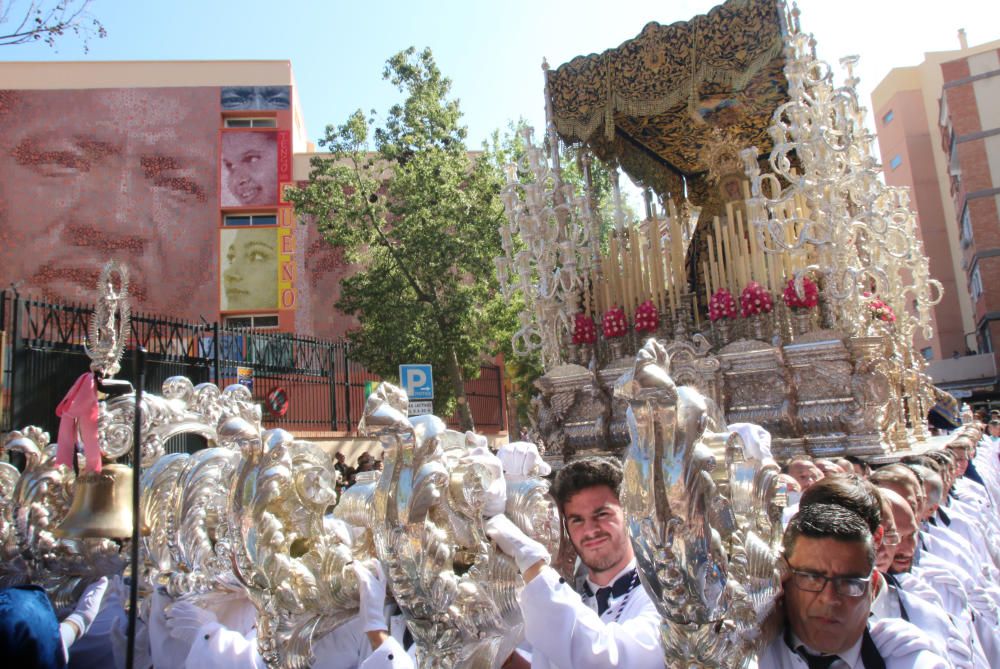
{"left": 758, "top": 503, "right": 946, "bottom": 668}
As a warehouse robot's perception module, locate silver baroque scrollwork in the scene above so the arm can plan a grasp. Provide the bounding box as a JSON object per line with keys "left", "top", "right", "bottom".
{"left": 227, "top": 414, "right": 358, "bottom": 669}
{"left": 360, "top": 382, "right": 560, "bottom": 669}
{"left": 617, "top": 339, "right": 783, "bottom": 668}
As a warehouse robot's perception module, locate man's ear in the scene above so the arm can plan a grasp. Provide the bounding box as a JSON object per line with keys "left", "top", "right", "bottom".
{"left": 872, "top": 524, "right": 884, "bottom": 549}
{"left": 777, "top": 555, "right": 791, "bottom": 583}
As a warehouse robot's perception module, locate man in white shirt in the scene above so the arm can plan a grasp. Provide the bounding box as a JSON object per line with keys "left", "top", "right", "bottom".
{"left": 757, "top": 503, "right": 947, "bottom": 669}
{"left": 486, "top": 455, "right": 662, "bottom": 669}
{"left": 874, "top": 487, "right": 983, "bottom": 668}
{"left": 151, "top": 560, "right": 411, "bottom": 669}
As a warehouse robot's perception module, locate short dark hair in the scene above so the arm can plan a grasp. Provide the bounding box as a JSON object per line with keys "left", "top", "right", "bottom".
{"left": 551, "top": 456, "right": 623, "bottom": 510}
{"left": 902, "top": 454, "right": 945, "bottom": 478}
{"left": 799, "top": 474, "right": 882, "bottom": 534}
{"left": 870, "top": 464, "right": 920, "bottom": 490}
{"left": 843, "top": 454, "right": 871, "bottom": 476}
{"left": 783, "top": 503, "right": 874, "bottom": 569}
{"left": 924, "top": 449, "right": 955, "bottom": 469}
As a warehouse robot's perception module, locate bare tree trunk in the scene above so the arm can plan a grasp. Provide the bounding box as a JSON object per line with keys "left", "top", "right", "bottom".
{"left": 448, "top": 347, "right": 474, "bottom": 431}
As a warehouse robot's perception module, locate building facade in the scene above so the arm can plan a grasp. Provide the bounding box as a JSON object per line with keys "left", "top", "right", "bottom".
{"left": 872, "top": 35, "right": 1000, "bottom": 403}
{"left": 0, "top": 61, "right": 352, "bottom": 340}
{"left": 0, "top": 61, "right": 509, "bottom": 436}
{"left": 939, "top": 45, "right": 1000, "bottom": 360}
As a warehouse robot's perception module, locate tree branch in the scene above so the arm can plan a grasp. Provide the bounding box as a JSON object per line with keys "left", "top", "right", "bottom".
{"left": 348, "top": 151, "right": 438, "bottom": 306}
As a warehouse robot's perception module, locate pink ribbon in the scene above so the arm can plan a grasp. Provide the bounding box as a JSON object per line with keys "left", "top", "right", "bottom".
{"left": 55, "top": 372, "right": 102, "bottom": 473}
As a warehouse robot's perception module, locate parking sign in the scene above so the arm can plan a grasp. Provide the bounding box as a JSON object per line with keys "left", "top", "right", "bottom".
{"left": 399, "top": 364, "right": 434, "bottom": 399}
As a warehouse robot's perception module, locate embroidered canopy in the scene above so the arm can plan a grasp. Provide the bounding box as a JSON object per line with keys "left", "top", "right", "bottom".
{"left": 546, "top": 0, "right": 789, "bottom": 206}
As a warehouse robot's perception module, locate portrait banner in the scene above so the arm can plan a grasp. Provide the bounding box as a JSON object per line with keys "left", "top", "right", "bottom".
{"left": 0, "top": 87, "right": 219, "bottom": 319}
{"left": 221, "top": 130, "right": 279, "bottom": 208}
{"left": 220, "top": 227, "right": 279, "bottom": 312}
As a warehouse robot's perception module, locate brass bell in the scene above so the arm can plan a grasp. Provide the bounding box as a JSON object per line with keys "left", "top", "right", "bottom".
{"left": 56, "top": 463, "right": 134, "bottom": 539}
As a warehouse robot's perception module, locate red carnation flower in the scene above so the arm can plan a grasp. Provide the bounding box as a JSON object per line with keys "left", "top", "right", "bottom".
{"left": 783, "top": 277, "right": 819, "bottom": 310}
{"left": 740, "top": 282, "right": 774, "bottom": 317}
{"left": 602, "top": 306, "right": 628, "bottom": 339}
{"left": 709, "top": 288, "right": 738, "bottom": 322}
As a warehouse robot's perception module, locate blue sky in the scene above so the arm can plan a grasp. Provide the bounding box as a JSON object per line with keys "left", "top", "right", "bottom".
{"left": 3, "top": 0, "right": 998, "bottom": 151}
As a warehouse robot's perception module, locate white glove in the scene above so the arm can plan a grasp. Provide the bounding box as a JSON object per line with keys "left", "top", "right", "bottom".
{"left": 968, "top": 586, "right": 1000, "bottom": 625}
{"left": 728, "top": 423, "right": 773, "bottom": 462}
{"left": 465, "top": 431, "right": 488, "bottom": 450}
{"left": 497, "top": 441, "right": 551, "bottom": 483}
{"left": 462, "top": 445, "right": 507, "bottom": 517}
{"left": 62, "top": 576, "right": 110, "bottom": 641}
{"left": 166, "top": 599, "right": 218, "bottom": 646}
{"left": 945, "top": 634, "right": 975, "bottom": 669}
{"left": 353, "top": 560, "right": 388, "bottom": 633}
{"left": 485, "top": 513, "right": 550, "bottom": 572}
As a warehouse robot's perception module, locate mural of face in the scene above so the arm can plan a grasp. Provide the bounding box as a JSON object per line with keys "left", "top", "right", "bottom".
{"left": 0, "top": 88, "right": 219, "bottom": 317}
{"left": 221, "top": 227, "right": 278, "bottom": 311}
{"left": 220, "top": 86, "right": 290, "bottom": 110}
{"left": 221, "top": 131, "right": 278, "bottom": 207}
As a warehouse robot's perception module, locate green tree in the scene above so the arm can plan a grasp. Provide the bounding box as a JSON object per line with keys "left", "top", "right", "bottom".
{"left": 286, "top": 47, "right": 512, "bottom": 430}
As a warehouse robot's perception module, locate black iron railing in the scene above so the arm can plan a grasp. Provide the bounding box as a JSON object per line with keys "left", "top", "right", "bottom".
{"left": 0, "top": 291, "right": 504, "bottom": 437}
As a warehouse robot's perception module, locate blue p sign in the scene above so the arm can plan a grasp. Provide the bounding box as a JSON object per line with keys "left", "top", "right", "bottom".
{"left": 399, "top": 364, "right": 434, "bottom": 399}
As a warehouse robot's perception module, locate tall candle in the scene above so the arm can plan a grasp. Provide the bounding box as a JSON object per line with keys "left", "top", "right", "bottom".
{"left": 649, "top": 218, "right": 664, "bottom": 309}
{"left": 624, "top": 233, "right": 636, "bottom": 314}
{"left": 711, "top": 219, "right": 725, "bottom": 293}
{"left": 632, "top": 225, "right": 646, "bottom": 306}
{"left": 609, "top": 234, "right": 621, "bottom": 309}
{"left": 669, "top": 201, "right": 685, "bottom": 305}
{"left": 735, "top": 215, "right": 749, "bottom": 287}
{"left": 720, "top": 219, "right": 735, "bottom": 292}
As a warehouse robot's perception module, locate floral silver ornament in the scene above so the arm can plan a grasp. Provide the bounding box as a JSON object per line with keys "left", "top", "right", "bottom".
{"left": 359, "top": 382, "right": 560, "bottom": 669}
{"left": 616, "top": 339, "right": 784, "bottom": 668}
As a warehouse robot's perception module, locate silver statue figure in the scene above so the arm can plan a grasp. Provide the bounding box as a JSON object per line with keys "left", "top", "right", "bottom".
{"left": 616, "top": 339, "right": 784, "bottom": 668}
{"left": 359, "top": 383, "right": 560, "bottom": 669}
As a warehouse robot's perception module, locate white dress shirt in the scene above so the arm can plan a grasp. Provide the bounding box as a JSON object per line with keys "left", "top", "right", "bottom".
{"left": 756, "top": 618, "right": 947, "bottom": 669}
{"left": 870, "top": 573, "right": 980, "bottom": 668}
{"left": 518, "top": 560, "right": 663, "bottom": 669}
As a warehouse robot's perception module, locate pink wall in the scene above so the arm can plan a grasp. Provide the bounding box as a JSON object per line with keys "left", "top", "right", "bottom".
{"left": 0, "top": 87, "right": 221, "bottom": 320}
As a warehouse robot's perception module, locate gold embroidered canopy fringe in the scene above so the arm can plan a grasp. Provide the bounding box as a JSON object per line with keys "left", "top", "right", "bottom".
{"left": 545, "top": 0, "right": 789, "bottom": 201}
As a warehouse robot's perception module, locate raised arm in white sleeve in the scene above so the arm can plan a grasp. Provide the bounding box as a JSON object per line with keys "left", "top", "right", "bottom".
{"left": 518, "top": 567, "right": 663, "bottom": 669}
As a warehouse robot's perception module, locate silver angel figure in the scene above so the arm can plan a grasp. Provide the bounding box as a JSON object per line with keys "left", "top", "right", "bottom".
{"left": 359, "top": 383, "right": 560, "bottom": 669}
{"left": 616, "top": 339, "right": 784, "bottom": 668}
{"left": 225, "top": 397, "right": 360, "bottom": 669}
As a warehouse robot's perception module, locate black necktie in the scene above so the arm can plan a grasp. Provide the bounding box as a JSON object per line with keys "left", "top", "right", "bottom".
{"left": 797, "top": 648, "right": 839, "bottom": 669}
{"left": 595, "top": 586, "right": 613, "bottom": 616}
{"left": 581, "top": 569, "right": 638, "bottom": 616}
{"left": 784, "top": 627, "right": 840, "bottom": 669}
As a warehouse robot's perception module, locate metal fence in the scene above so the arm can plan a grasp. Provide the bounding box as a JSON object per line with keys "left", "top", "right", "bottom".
{"left": 0, "top": 291, "right": 505, "bottom": 438}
